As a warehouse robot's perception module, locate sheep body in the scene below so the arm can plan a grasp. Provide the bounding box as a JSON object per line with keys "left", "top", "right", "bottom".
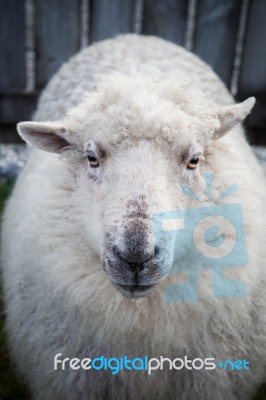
{"left": 1, "top": 34, "right": 266, "bottom": 400}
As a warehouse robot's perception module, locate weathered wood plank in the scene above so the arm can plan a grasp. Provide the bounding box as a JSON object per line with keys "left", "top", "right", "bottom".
{"left": 90, "top": 0, "right": 135, "bottom": 42}
{"left": 238, "top": 0, "right": 266, "bottom": 97}
{"left": 244, "top": 97, "right": 266, "bottom": 130}
{"left": 0, "top": 0, "right": 26, "bottom": 91}
{"left": 142, "top": 0, "right": 187, "bottom": 45}
{"left": 0, "top": 126, "right": 24, "bottom": 143}
{"left": 193, "top": 0, "right": 242, "bottom": 86}
{"left": 0, "top": 93, "right": 38, "bottom": 124}
{"left": 35, "top": 0, "right": 80, "bottom": 89}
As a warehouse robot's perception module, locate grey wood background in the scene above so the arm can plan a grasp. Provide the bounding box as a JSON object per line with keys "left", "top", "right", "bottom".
{"left": 0, "top": 0, "right": 265, "bottom": 143}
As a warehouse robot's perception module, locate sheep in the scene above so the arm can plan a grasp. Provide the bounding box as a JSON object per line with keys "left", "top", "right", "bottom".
{"left": 1, "top": 33, "right": 266, "bottom": 400}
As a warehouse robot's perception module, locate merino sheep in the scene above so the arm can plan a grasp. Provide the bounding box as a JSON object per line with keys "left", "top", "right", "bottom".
{"left": 1, "top": 34, "right": 266, "bottom": 400}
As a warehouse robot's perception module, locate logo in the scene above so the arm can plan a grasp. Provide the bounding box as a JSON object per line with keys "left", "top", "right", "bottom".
{"left": 152, "top": 173, "right": 248, "bottom": 302}
{"left": 54, "top": 353, "right": 250, "bottom": 374}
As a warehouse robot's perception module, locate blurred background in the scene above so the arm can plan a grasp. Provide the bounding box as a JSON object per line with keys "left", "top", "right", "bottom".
{"left": 0, "top": 0, "right": 266, "bottom": 145}
{"left": 0, "top": 1, "right": 266, "bottom": 399}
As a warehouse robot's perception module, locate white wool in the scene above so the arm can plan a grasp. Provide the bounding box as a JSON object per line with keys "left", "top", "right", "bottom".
{"left": 1, "top": 34, "right": 266, "bottom": 400}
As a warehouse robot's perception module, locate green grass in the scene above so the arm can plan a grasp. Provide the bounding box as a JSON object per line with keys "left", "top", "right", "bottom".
{"left": 255, "top": 386, "right": 266, "bottom": 400}
{"left": 0, "top": 179, "right": 265, "bottom": 399}
{"left": 0, "top": 179, "right": 14, "bottom": 215}
{"left": 0, "top": 179, "right": 30, "bottom": 399}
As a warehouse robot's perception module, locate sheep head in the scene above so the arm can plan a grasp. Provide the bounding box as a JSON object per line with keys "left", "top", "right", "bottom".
{"left": 17, "top": 75, "right": 255, "bottom": 298}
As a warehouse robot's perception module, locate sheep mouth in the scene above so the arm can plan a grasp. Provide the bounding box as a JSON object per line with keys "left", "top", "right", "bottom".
{"left": 114, "top": 283, "right": 156, "bottom": 298}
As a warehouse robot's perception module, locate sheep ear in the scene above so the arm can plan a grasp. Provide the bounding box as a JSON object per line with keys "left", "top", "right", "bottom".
{"left": 17, "top": 121, "right": 71, "bottom": 154}
{"left": 212, "top": 97, "right": 255, "bottom": 140}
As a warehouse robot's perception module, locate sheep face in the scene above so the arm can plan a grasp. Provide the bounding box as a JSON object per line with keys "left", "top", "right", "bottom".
{"left": 17, "top": 77, "right": 255, "bottom": 298}
{"left": 97, "top": 138, "right": 207, "bottom": 298}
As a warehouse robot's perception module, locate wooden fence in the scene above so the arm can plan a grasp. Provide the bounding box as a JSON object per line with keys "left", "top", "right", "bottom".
{"left": 0, "top": 0, "right": 266, "bottom": 143}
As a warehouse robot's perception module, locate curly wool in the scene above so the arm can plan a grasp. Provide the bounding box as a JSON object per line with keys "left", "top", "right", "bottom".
{"left": 1, "top": 34, "right": 266, "bottom": 400}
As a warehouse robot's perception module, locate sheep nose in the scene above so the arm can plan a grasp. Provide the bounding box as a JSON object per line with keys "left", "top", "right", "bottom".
{"left": 114, "top": 247, "right": 158, "bottom": 271}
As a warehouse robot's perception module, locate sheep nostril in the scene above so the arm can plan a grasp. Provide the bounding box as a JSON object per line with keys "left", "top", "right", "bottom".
{"left": 113, "top": 247, "right": 157, "bottom": 270}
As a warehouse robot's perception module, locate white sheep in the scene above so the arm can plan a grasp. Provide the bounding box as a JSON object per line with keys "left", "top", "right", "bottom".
{"left": 1, "top": 34, "right": 266, "bottom": 400}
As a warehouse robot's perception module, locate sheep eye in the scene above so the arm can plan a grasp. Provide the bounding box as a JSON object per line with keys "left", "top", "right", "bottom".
{"left": 88, "top": 155, "right": 100, "bottom": 168}
{"left": 187, "top": 156, "right": 199, "bottom": 170}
